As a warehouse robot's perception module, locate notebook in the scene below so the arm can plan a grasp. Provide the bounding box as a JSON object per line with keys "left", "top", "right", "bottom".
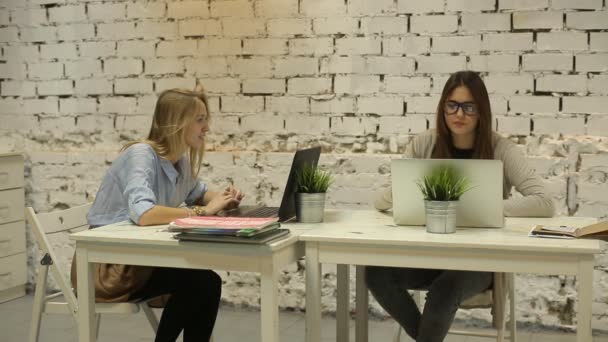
{"left": 220, "top": 146, "right": 321, "bottom": 222}
{"left": 391, "top": 158, "right": 504, "bottom": 228}
{"left": 175, "top": 228, "right": 290, "bottom": 244}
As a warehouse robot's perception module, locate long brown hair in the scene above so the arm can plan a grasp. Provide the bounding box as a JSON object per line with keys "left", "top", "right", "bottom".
{"left": 122, "top": 86, "right": 210, "bottom": 177}
{"left": 432, "top": 71, "right": 493, "bottom": 160}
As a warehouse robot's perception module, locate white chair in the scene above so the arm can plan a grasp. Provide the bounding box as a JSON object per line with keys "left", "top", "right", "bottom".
{"left": 26, "top": 204, "right": 159, "bottom": 342}
{"left": 392, "top": 272, "right": 516, "bottom": 342}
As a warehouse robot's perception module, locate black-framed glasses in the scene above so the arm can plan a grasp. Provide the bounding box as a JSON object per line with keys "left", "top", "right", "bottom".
{"left": 444, "top": 101, "right": 478, "bottom": 116}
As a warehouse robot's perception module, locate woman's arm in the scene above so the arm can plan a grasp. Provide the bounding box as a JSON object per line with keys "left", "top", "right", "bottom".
{"left": 138, "top": 206, "right": 192, "bottom": 226}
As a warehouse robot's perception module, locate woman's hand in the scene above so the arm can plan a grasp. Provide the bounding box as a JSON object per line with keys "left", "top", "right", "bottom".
{"left": 204, "top": 191, "right": 241, "bottom": 215}
{"left": 222, "top": 185, "right": 244, "bottom": 210}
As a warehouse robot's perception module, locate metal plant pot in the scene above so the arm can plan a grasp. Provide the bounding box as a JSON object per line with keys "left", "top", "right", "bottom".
{"left": 295, "top": 192, "right": 326, "bottom": 223}
{"left": 425, "top": 200, "right": 458, "bottom": 234}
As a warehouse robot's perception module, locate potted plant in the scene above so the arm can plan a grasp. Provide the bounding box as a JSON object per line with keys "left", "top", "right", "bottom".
{"left": 295, "top": 163, "right": 333, "bottom": 223}
{"left": 417, "top": 165, "right": 472, "bottom": 234}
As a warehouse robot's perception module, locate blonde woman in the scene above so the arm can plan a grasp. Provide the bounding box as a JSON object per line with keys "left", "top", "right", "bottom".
{"left": 72, "top": 84, "right": 243, "bottom": 342}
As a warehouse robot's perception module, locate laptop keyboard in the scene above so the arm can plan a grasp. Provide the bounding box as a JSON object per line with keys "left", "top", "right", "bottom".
{"left": 246, "top": 206, "right": 279, "bottom": 217}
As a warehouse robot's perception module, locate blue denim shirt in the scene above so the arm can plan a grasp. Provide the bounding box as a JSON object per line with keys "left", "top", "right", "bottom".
{"left": 87, "top": 143, "right": 207, "bottom": 227}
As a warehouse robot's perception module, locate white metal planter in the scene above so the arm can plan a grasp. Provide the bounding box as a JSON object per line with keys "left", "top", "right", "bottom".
{"left": 424, "top": 200, "right": 458, "bottom": 234}
{"left": 295, "top": 193, "right": 326, "bottom": 223}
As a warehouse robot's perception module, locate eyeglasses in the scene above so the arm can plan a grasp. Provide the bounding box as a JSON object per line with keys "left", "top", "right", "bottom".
{"left": 444, "top": 101, "right": 478, "bottom": 116}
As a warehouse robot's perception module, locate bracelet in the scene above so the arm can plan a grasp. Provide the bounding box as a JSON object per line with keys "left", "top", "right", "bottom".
{"left": 184, "top": 207, "right": 191, "bottom": 218}
{"left": 191, "top": 206, "right": 207, "bottom": 216}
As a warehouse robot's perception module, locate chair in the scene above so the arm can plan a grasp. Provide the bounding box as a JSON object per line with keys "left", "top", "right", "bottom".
{"left": 392, "top": 272, "right": 516, "bottom": 342}
{"left": 25, "top": 204, "right": 159, "bottom": 342}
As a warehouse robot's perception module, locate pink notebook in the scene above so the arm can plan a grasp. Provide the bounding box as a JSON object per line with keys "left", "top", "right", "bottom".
{"left": 169, "top": 216, "right": 279, "bottom": 231}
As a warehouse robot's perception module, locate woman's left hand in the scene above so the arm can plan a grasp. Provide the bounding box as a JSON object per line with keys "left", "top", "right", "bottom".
{"left": 222, "top": 185, "right": 244, "bottom": 210}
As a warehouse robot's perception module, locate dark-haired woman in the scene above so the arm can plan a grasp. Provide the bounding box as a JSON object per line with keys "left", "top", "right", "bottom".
{"left": 367, "top": 71, "right": 553, "bottom": 342}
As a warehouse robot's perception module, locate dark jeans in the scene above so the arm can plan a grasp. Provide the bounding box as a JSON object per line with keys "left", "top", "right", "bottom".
{"left": 130, "top": 267, "right": 222, "bottom": 342}
{"left": 365, "top": 266, "right": 492, "bottom": 342}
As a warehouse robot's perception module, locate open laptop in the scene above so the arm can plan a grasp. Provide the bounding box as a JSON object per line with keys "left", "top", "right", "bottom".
{"left": 220, "top": 146, "right": 321, "bottom": 222}
{"left": 391, "top": 159, "right": 504, "bottom": 228}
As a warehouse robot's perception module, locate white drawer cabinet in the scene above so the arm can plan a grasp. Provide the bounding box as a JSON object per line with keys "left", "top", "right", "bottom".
{"left": 0, "top": 153, "right": 25, "bottom": 303}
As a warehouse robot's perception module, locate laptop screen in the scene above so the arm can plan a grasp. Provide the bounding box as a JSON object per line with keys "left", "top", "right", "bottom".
{"left": 278, "top": 147, "right": 321, "bottom": 221}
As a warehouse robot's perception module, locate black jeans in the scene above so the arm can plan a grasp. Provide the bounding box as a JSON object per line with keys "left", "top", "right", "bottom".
{"left": 365, "top": 266, "right": 492, "bottom": 342}
{"left": 130, "top": 267, "right": 222, "bottom": 342}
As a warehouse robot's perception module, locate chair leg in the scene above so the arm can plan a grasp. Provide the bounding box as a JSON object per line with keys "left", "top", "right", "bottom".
{"left": 28, "top": 264, "right": 49, "bottom": 342}
{"left": 509, "top": 274, "right": 517, "bottom": 342}
{"left": 94, "top": 314, "right": 101, "bottom": 339}
{"left": 142, "top": 303, "right": 159, "bottom": 333}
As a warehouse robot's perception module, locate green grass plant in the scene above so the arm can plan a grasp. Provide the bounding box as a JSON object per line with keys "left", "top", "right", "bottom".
{"left": 417, "top": 165, "right": 472, "bottom": 201}
{"left": 295, "top": 163, "right": 333, "bottom": 193}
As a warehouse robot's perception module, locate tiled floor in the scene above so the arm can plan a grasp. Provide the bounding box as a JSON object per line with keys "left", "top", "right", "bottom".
{"left": 2, "top": 294, "right": 607, "bottom": 341}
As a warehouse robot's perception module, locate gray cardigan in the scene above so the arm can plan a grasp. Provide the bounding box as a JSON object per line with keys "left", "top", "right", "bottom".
{"left": 375, "top": 130, "right": 554, "bottom": 217}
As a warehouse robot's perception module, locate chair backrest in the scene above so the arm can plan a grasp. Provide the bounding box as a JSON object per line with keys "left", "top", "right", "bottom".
{"left": 25, "top": 204, "right": 92, "bottom": 316}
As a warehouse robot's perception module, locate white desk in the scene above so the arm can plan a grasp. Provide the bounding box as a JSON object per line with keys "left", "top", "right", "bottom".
{"left": 297, "top": 210, "right": 602, "bottom": 342}
{"left": 71, "top": 222, "right": 308, "bottom": 342}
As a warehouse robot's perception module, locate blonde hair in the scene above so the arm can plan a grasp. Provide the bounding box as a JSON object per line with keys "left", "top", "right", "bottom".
{"left": 122, "top": 86, "right": 210, "bottom": 177}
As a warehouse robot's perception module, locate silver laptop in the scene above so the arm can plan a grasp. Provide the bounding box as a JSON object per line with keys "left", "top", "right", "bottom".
{"left": 391, "top": 159, "right": 504, "bottom": 228}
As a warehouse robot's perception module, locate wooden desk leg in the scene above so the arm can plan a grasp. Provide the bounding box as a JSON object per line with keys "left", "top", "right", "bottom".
{"left": 261, "top": 259, "right": 279, "bottom": 342}
{"left": 577, "top": 256, "right": 594, "bottom": 342}
{"left": 336, "top": 264, "right": 350, "bottom": 342}
{"left": 76, "top": 246, "right": 96, "bottom": 342}
{"left": 355, "top": 265, "right": 368, "bottom": 342}
{"left": 306, "top": 243, "right": 321, "bottom": 342}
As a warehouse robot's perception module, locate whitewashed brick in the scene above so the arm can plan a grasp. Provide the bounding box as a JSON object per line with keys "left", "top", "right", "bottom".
{"left": 589, "top": 75, "right": 608, "bottom": 95}
{"left": 288, "top": 77, "right": 331, "bottom": 95}
{"left": 331, "top": 116, "right": 377, "bottom": 135}
{"left": 273, "top": 57, "right": 318, "bottom": 77}
{"left": 320, "top": 56, "right": 365, "bottom": 74}
{"left": 469, "top": 55, "right": 519, "bottom": 72}
{"left": 313, "top": 18, "right": 358, "bottom": 35}
{"left": 385, "top": 76, "right": 431, "bottom": 94}
{"left": 311, "top": 97, "right": 355, "bottom": 114}
{"left": 10, "top": 8, "right": 46, "bottom": 25}
{"left": 552, "top": 0, "right": 602, "bottom": 9}
{"left": 411, "top": 15, "right": 458, "bottom": 34}
{"left": 537, "top": 32, "right": 588, "bottom": 51}
{"left": 590, "top": 33, "right": 608, "bottom": 52}
{"left": 496, "top": 115, "right": 531, "bottom": 135}
{"left": 60, "top": 98, "right": 96, "bottom": 114}
{"left": 117, "top": 41, "right": 155, "bottom": 57}
{"left": 335, "top": 75, "right": 381, "bottom": 94}
{"left": 266, "top": 96, "right": 309, "bottom": 113}
{"left": 136, "top": 21, "right": 178, "bottom": 39}
{"left": 104, "top": 59, "right": 143, "bottom": 77}
{"left": 577, "top": 54, "right": 608, "bottom": 72}
{"left": 229, "top": 57, "right": 273, "bottom": 77}
{"left": 397, "top": 0, "right": 444, "bottom": 13}
{"left": 431, "top": 76, "right": 450, "bottom": 94}
{"left": 513, "top": 11, "right": 563, "bottom": 29}
{"left": 301, "top": 0, "right": 347, "bottom": 17}
{"left": 23, "top": 98, "right": 59, "bottom": 114}
{"left": 563, "top": 97, "right": 608, "bottom": 114}
{"left": 40, "top": 43, "right": 77, "bottom": 60}
{"left": 77, "top": 115, "right": 115, "bottom": 132}
{"left": 267, "top": 18, "right": 312, "bottom": 37}
{"left": 20, "top": 27, "right": 57, "bottom": 42}
{"left": 127, "top": 2, "right": 166, "bottom": 19}
{"left": 460, "top": 13, "right": 511, "bottom": 32}
{"left": 97, "top": 23, "right": 137, "bottom": 40}
{"left": 4, "top": 45, "right": 39, "bottom": 62}
{"left": 433, "top": 35, "right": 481, "bottom": 54}
{"left": 144, "top": 58, "right": 185, "bottom": 75}
{"left": 534, "top": 116, "right": 585, "bottom": 135}
{"left": 482, "top": 33, "right": 533, "bottom": 51}
{"left": 39, "top": 117, "right": 75, "bottom": 133}
{"left": 198, "top": 78, "right": 240, "bottom": 94}
{"left": 336, "top": 37, "right": 381, "bottom": 55}
{"left": 537, "top": 75, "right": 587, "bottom": 93}
{"left": 0, "top": 114, "right": 36, "bottom": 131}
{"left": 0, "top": 63, "right": 26, "bottom": 80}
{"left": 28, "top": 62, "right": 63, "bottom": 80}
{"left": 357, "top": 96, "right": 403, "bottom": 115}
{"left": 65, "top": 59, "right": 101, "bottom": 79}
{"left": 489, "top": 96, "right": 508, "bottom": 114}
{"left": 509, "top": 96, "right": 558, "bottom": 113}
{"left": 99, "top": 97, "right": 137, "bottom": 114}
{"left": 285, "top": 115, "right": 330, "bottom": 134}
{"left": 416, "top": 56, "right": 466, "bottom": 74}
{"left": 222, "top": 18, "right": 265, "bottom": 37}
{"left": 168, "top": 1, "right": 209, "bottom": 18}
{"left": 0, "top": 11, "right": 8, "bottom": 25}
{"left": 522, "top": 53, "right": 572, "bottom": 71}
{"left": 49, "top": 5, "right": 86, "bottom": 23}
{"left": 567, "top": 11, "right": 608, "bottom": 30}
{"left": 240, "top": 113, "right": 284, "bottom": 133}
{"left": 205, "top": 116, "right": 239, "bottom": 134}
{"left": 79, "top": 42, "right": 116, "bottom": 58}
{"left": 242, "top": 79, "right": 284, "bottom": 94}
{"left": 0, "top": 99, "right": 23, "bottom": 114}
{"left": 0, "top": 27, "right": 18, "bottom": 42}
{"left": 211, "top": 0, "right": 253, "bottom": 17}
{"left": 57, "top": 24, "right": 95, "bottom": 41}
{"left": 378, "top": 116, "right": 427, "bottom": 134}
{"left": 384, "top": 37, "right": 430, "bottom": 56}
{"left": 198, "top": 39, "right": 242, "bottom": 56}
{"left": 289, "top": 38, "right": 333, "bottom": 56}
{"left": 446, "top": 0, "right": 495, "bottom": 12}
{"left": 348, "top": 0, "right": 395, "bottom": 16}
{"left": 243, "top": 39, "right": 288, "bottom": 55}
{"left": 88, "top": 3, "right": 126, "bottom": 21}
{"left": 255, "top": 0, "right": 298, "bottom": 18}
{"left": 37, "top": 80, "right": 74, "bottom": 96}
{"left": 484, "top": 74, "right": 533, "bottom": 94}
{"left": 135, "top": 96, "right": 158, "bottom": 115}
{"left": 75, "top": 79, "right": 113, "bottom": 95}
{"left": 157, "top": 40, "right": 197, "bottom": 57}
{"left": 586, "top": 116, "right": 608, "bottom": 136}
{"left": 222, "top": 96, "right": 264, "bottom": 113}
{"left": 360, "top": 17, "right": 408, "bottom": 35}
{"left": 115, "top": 79, "right": 153, "bottom": 94}
{"left": 179, "top": 19, "right": 222, "bottom": 37}
{"left": 406, "top": 96, "right": 437, "bottom": 113}
{"left": 500, "top": 0, "right": 548, "bottom": 10}
{"left": 185, "top": 57, "right": 228, "bottom": 76}
{"left": 365, "top": 57, "right": 415, "bottom": 75}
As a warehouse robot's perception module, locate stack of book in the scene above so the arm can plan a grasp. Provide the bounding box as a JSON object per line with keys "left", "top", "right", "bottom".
{"left": 169, "top": 216, "right": 289, "bottom": 244}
